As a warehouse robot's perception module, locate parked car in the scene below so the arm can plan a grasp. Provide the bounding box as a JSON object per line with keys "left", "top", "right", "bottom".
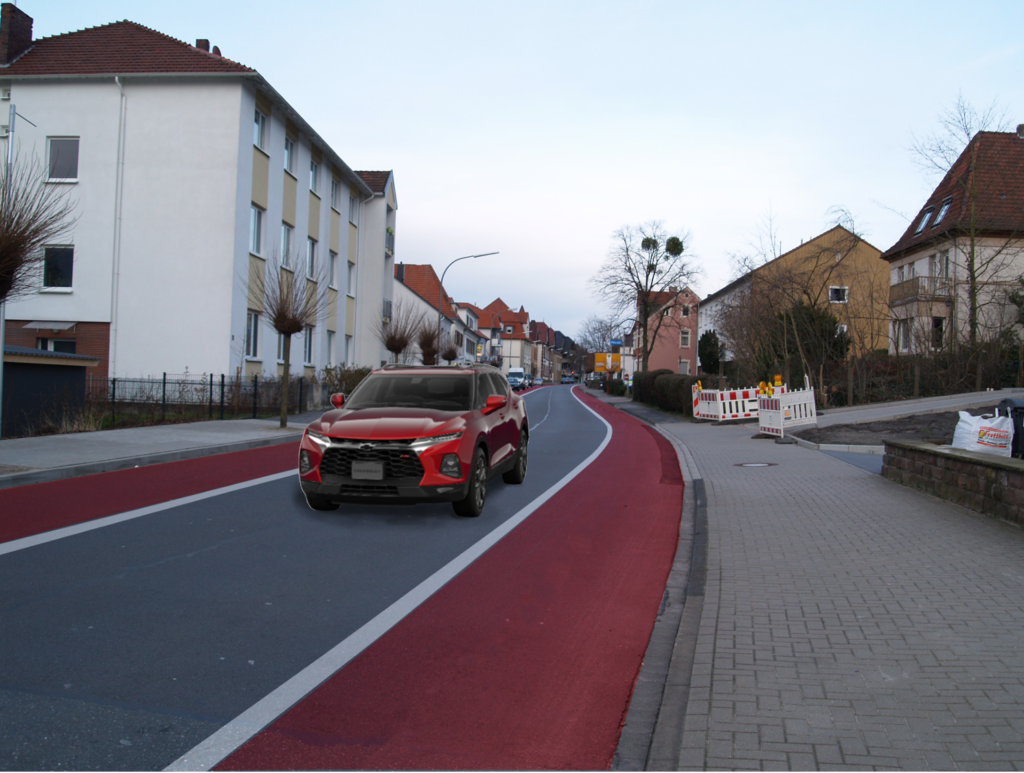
{"left": 299, "top": 364, "right": 529, "bottom": 517}
{"left": 561, "top": 375, "right": 574, "bottom": 384}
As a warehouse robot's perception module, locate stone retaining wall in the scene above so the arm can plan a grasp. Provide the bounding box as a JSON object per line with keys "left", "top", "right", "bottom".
{"left": 882, "top": 440, "right": 1024, "bottom": 527}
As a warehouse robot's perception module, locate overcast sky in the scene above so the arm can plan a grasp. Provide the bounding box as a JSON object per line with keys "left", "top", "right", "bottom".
{"left": 29, "top": 0, "right": 1024, "bottom": 340}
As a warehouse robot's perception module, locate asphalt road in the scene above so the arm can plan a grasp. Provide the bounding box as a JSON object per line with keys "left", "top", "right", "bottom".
{"left": 0, "top": 385, "right": 683, "bottom": 771}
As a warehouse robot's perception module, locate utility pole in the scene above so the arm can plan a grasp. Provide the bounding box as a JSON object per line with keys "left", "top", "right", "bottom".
{"left": 0, "top": 103, "right": 15, "bottom": 437}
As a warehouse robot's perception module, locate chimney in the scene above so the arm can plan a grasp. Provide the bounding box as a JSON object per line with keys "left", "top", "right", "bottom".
{"left": 0, "top": 3, "right": 33, "bottom": 65}
{"left": 211, "top": 45, "right": 221, "bottom": 57}
{"left": 396, "top": 263, "right": 405, "bottom": 282}
{"left": 195, "top": 39, "right": 210, "bottom": 52}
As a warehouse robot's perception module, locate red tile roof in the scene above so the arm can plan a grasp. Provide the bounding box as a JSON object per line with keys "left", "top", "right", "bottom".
{"left": 395, "top": 264, "right": 457, "bottom": 319}
{"left": 355, "top": 171, "right": 391, "bottom": 193}
{"left": 457, "top": 302, "right": 500, "bottom": 329}
{"left": 882, "top": 132, "right": 1024, "bottom": 261}
{"left": 1, "top": 20, "right": 256, "bottom": 75}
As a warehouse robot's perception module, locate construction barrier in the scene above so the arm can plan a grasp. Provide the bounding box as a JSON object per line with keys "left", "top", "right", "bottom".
{"left": 758, "top": 376, "right": 817, "bottom": 438}
{"left": 691, "top": 383, "right": 787, "bottom": 422}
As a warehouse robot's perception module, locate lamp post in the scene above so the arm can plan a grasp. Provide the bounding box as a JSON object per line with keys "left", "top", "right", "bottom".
{"left": 437, "top": 252, "right": 497, "bottom": 363}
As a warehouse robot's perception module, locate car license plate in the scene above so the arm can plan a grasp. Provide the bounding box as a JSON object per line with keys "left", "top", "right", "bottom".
{"left": 351, "top": 461, "right": 384, "bottom": 480}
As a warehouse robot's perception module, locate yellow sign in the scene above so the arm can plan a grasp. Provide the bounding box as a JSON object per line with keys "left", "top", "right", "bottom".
{"left": 593, "top": 353, "right": 621, "bottom": 372}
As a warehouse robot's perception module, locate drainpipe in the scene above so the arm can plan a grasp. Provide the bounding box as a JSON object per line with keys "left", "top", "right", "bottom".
{"left": 109, "top": 76, "right": 126, "bottom": 377}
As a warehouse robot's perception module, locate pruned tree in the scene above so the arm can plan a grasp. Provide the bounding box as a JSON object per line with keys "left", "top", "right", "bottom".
{"left": 247, "top": 250, "right": 334, "bottom": 427}
{"left": 417, "top": 324, "right": 439, "bottom": 366}
{"left": 440, "top": 335, "right": 459, "bottom": 365}
{"left": 375, "top": 298, "right": 423, "bottom": 364}
{"left": 0, "top": 151, "right": 78, "bottom": 304}
{"left": 589, "top": 221, "right": 698, "bottom": 371}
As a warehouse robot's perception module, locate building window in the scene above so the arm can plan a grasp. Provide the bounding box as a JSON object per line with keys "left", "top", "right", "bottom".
{"left": 43, "top": 246, "right": 73, "bottom": 288}
{"left": 303, "top": 326, "right": 314, "bottom": 365}
{"left": 914, "top": 208, "right": 934, "bottom": 235}
{"left": 37, "top": 337, "right": 76, "bottom": 354}
{"left": 250, "top": 205, "right": 263, "bottom": 255}
{"left": 310, "top": 159, "right": 319, "bottom": 193}
{"left": 678, "top": 358, "right": 690, "bottom": 375}
{"left": 330, "top": 178, "right": 341, "bottom": 210}
{"left": 505, "top": 325, "right": 513, "bottom": 334}
{"left": 680, "top": 329, "right": 691, "bottom": 348}
{"left": 680, "top": 305, "right": 690, "bottom": 317}
{"left": 829, "top": 286, "right": 848, "bottom": 304}
{"left": 932, "top": 317, "right": 945, "bottom": 349}
{"left": 898, "top": 318, "right": 913, "bottom": 352}
{"left": 281, "top": 223, "right": 292, "bottom": 268}
{"left": 48, "top": 138, "right": 79, "bottom": 180}
{"left": 348, "top": 195, "right": 357, "bottom": 224}
{"left": 327, "top": 330, "right": 335, "bottom": 366}
{"left": 347, "top": 262, "right": 356, "bottom": 297}
{"left": 283, "top": 136, "right": 295, "bottom": 173}
{"left": 662, "top": 308, "right": 671, "bottom": 317}
{"left": 934, "top": 197, "right": 952, "bottom": 226}
{"left": 328, "top": 250, "right": 338, "bottom": 288}
{"left": 245, "top": 311, "right": 260, "bottom": 358}
{"left": 253, "top": 109, "right": 267, "bottom": 150}
{"left": 941, "top": 249, "right": 951, "bottom": 278}
{"left": 306, "top": 238, "right": 317, "bottom": 278}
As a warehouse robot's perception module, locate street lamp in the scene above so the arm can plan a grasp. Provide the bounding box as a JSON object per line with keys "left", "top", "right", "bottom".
{"left": 437, "top": 252, "right": 497, "bottom": 363}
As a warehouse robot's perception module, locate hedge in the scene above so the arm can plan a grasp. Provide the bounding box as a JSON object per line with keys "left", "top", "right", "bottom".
{"left": 634, "top": 370, "right": 703, "bottom": 416}
{"left": 632, "top": 369, "right": 672, "bottom": 404}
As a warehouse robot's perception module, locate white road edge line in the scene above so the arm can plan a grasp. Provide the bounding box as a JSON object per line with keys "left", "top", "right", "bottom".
{"left": 165, "top": 387, "right": 613, "bottom": 772}
{"left": 530, "top": 387, "right": 555, "bottom": 430}
{"left": 0, "top": 471, "right": 296, "bottom": 557}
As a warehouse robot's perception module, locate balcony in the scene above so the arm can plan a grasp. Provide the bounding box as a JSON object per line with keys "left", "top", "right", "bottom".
{"left": 889, "top": 276, "right": 951, "bottom": 306}
{"left": 385, "top": 229, "right": 395, "bottom": 256}
{"left": 382, "top": 298, "right": 392, "bottom": 322}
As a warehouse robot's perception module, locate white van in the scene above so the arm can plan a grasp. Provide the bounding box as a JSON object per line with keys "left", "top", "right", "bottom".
{"left": 507, "top": 367, "right": 526, "bottom": 390}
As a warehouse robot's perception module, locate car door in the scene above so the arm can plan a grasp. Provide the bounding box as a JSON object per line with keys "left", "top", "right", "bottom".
{"left": 475, "top": 373, "right": 502, "bottom": 464}
{"left": 487, "top": 372, "right": 517, "bottom": 466}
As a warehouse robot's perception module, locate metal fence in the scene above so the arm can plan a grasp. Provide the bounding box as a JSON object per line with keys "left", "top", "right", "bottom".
{"left": 85, "top": 372, "right": 331, "bottom": 427}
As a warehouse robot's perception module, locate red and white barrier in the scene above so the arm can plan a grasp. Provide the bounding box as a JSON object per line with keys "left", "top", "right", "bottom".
{"left": 691, "top": 383, "right": 787, "bottom": 422}
{"left": 758, "top": 376, "right": 817, "bottom": 438}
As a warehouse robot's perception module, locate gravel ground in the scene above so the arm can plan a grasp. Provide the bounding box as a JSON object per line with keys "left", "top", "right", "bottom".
{"left": 792, "top": 405, "right": 1000, "bottom": 446}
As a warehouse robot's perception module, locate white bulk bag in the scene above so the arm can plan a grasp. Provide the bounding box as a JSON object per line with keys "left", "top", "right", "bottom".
{"left": 951, "top": 410, "right": 1014, "bottom": 457}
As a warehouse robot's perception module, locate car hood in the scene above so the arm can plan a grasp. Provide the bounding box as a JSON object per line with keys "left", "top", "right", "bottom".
{"left": 312, "top": 407, "right": 464, "bottom": 440}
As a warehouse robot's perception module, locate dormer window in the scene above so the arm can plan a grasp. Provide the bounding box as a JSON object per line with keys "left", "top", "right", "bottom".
{"left": 933, "top": 197, "right": 952, "bottom": 226}
{"left": 914, "top": 208, "right": 934, "bottom": 235}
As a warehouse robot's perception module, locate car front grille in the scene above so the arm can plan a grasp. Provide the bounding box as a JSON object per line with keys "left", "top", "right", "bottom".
{"left": 319, "top": 444, "right": 425, "bottom": 481}
{"left": 338, "top": 484, "right": 400, "bottom": 497}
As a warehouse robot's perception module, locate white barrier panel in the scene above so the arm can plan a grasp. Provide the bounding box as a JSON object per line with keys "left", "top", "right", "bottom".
{"left": 691, "top": 384, "right": 787, "bottom": 422}
{"left": 758, "top": 378, "right": 817, "bottom": 438}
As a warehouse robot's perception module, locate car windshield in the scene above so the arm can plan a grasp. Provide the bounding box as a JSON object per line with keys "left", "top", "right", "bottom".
{"left": 345, "top": 374, "right": 473, "bottom": 411}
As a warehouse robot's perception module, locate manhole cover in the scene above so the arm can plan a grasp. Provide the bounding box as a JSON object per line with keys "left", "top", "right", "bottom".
{"left": 735, "top": 463, "right": 777, "bottom": 467}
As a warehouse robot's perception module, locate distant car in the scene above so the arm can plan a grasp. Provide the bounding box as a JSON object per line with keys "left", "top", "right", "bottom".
{"left": 561, "top": 376, "right": 574, "bottom": 384}
{"left": 524, "top": 374, "right": 535, "bottom": 387}
{"left": 507, "top": 367, "right": 527, "bottom": 391}
{"left": 298, "top": 364, "right": 529, "bottom": 518}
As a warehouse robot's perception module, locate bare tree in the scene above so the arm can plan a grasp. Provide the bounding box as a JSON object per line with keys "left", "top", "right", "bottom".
{"left": 589, "top": 221, "right": 698, "bottom": 370}
{"left": 440, "top": 335, "right": 459, "bottom": 365}
{"left": 417, "top": 324, "right": 439, "bottom": 366}
{"left": 576, "top": 314, "right": 622, "bottom": 354}
{"left": 909, "top": 92, "right": 1011, "bottom": 178}
{"left": 247, "top": 250, "right": 334, "bottom": 427}
{"left": 375, "top": 298, "right": 423, "bottom": 364}
{"left": 0, "top": 151, "right": 77, "bottom": 303}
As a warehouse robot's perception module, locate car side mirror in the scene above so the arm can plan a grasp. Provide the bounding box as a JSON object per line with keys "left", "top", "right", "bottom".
{"left": 330, "top": 392, "right": 345, "bottom": 409}
{"left": 484, "top": 394, "right": 507, "bottom": 414}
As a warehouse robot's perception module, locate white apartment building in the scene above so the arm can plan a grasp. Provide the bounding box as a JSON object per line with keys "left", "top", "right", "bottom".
{"left": 0, "top": 6, "right": 392, "bottom": 379}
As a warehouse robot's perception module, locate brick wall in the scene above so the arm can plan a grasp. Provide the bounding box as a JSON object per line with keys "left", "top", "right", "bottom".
{"left": 5, "top": 320, "right": 110, "bottom": 381}
{"left": 882, "top": 440, "right": 1024, "bottom": 527}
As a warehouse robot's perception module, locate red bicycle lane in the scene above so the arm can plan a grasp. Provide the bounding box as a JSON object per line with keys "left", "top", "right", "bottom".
{"left": 0, "top": 443, "right": 298, "bottom": 544}
{"left": 216, "top": 392, "right": 684, "bottom": 771}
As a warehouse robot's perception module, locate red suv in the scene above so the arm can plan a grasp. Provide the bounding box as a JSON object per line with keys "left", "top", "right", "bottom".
{"left": 298, "top": 364, "right": 529, "bottom": 517}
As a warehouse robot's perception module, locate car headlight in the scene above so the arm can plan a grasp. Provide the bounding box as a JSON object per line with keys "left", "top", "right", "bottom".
{"left": 305, "top": 429, "right": 331, "bottom": 449}
{"left": 411, "top": 431, "right": 464, "bottom": 449}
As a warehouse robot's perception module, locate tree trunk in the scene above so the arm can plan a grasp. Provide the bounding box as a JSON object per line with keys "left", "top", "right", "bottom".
{"left": 280, "top": 334, "right": 292, "bottom": 428}
{"left": 847, "top": 357, "right": 855, "bottom": 407}
{"left": 913, "top": 357, "right": 920, "bottom": 399}
{"left": 975, "top": 353, "right": 983, "bottom": 392}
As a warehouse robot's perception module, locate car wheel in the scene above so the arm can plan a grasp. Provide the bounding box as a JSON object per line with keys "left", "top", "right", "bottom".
{"left": 502, "top": 429, "right": 528, "bottom": 484}
{"left": 453, "top": 447, "right": 487, "bottom": 518}
{"left": 305, "top": 493, "right": 340, "bottom": 511}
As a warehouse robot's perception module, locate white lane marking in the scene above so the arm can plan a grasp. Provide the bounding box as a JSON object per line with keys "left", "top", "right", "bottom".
{"left": 529, "top": 388, "right": 555, "bottom": 430}
{"left": 166, "top": 388, "right": 612, "bottom": 772}
{"left": 0, "top": 471, "right": 296, "bottom": 557}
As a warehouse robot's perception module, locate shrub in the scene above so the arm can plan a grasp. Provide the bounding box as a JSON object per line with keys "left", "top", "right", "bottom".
{"left": 609, "top": 379, "right": 627, "bottom": 397}
{"left": 633, "top": 369, "right": 672, "bottom": 404}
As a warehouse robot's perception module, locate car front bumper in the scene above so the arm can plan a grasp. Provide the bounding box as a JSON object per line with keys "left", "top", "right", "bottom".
{"left": 300, "top": 477, "right": 472, "bottom": 505}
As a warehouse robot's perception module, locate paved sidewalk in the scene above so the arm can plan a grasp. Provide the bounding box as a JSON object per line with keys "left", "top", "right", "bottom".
{"left": 0, "top": 411, "right": 321, "bottom": 488}
{"left": 590, "top": 387, "right": 1024, "bottom": 770}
